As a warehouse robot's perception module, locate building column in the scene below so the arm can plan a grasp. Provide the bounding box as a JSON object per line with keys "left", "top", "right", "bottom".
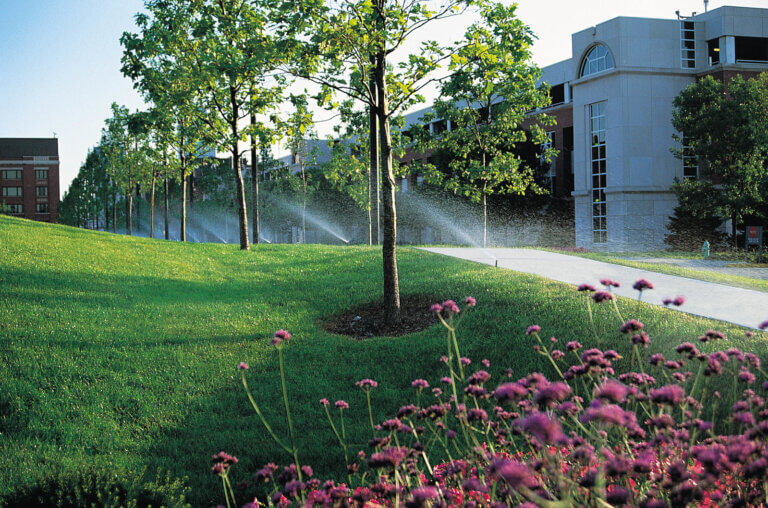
{"left": 720, "top": 36, "right": 736, "bottom": 64}
{"left": 564, "top": 82, "right": 571, "bottom": 103}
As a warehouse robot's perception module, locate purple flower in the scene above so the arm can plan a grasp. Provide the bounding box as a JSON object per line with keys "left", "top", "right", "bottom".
{"left": 664, "top": 295, "right": 686, "bottom": 306}
{"left": 566, "top": 341, "right": 583, "bottom": 352}
{"left": 592, "top": 291, "right": 614, "bottom": 303}
{"left": 649, "top": 353, "right": 665, "bottom": 366}
{"left": 409, "top": 486, "right": 440, "bottom": 507}
{"left": 467, "top": 370, "right": 491, "bottom": 385}
{"left": 577, "top": 283, "right": 596, "bottom": 292}
{"left": 600, "top": 278, "right": 621, "bottom": 288}
{"left": 526, "top": 325, "right": 541, "bottom": 335}
{"left": 491, "top": 460, "right": 535, "bottom": 489}
{"left": 460, "top": 357, "right": 471, "bottom": 366}
{"left": 464, "top": 296, "right": 476, "bottom": 307}
{"left": 335, "top": 400, "right": 349, "bottom": 409}
{"left": 607, "top": 486, "right": 631, "bottom": 506}
{"left": 271, "top": 329, "right": 291, "bottom": 346}
{"left": 368, "top": 446, "right": 407, "bottom": 468}
{"left": 649, "top": 385, "right": 685, "bottom": 406}
{"left": 237, "top": 362, "right": 249, "bottom": 370}
{"left": 632, "top": 332, "right": 650, "bottom": 347}
{"left": 739, "top": 369, "right": 756, "bottom": 384}
{"left": 633, "top": 278, "right": 654, "bottom": 291}
{"left": 355, "top": 378, "right": 378, "bottom": 390}
{"left": 319, "top": 398, "right": 329, "bottom": 406}
{"left": 254, "top": 463, "right": 278, "bottom": 481}
{"left": 441, "top": 300, "right": 460, "bottom": 314}
{"left": 467, "top": 408, "right": 488, "bottom": 422}
{"left": 411, "top": 379, "right": 429, "bottom": 389}
{"left": 429, "top": 303, "right": 442, "bottom": 313}
{"left": 621, "top": 319, "right": 644, "bottom": 334}
{"left": 594, "top": 380, "right": 630, "bottom": 404}
{"left": 533, "top": 381, "right": 571, "bottom": 407}
{"left": 211, "top": 451, "right": 238, "bottom": 475}
{"left": 494, "top": 382, "right": 528, "bottom": 403}
{"left": 518, "top": 412, "right": 566, "bottom": 444}
{"left": 759, "top": 320, "right": 768, "bottom": 330}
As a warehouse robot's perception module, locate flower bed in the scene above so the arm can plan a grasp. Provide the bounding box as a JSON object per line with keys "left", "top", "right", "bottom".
{"left": 218, "top": 280, "right": 768, "bottom": 507}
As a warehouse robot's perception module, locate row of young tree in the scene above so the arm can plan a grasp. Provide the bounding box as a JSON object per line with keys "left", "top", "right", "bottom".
{"left": 62, "top": 0, "right": 553, "bottom": 324}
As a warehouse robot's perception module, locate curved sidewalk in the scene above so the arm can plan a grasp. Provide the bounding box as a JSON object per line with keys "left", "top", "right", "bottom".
{"left": 421, "top": 247, "right": 768, "bottom": 329}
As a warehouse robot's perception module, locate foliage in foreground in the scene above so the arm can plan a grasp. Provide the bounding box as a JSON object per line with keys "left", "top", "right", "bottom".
{"left": 221, "top": 280, "right": 768, "bottom": 507}
{"left": 0, "top": 466, "right": 189, "bottom": 508}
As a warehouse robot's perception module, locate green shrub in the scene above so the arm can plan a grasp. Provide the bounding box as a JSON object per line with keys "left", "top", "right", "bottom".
{"left": 0, "top": 466, "right": 190, "bottom": 508}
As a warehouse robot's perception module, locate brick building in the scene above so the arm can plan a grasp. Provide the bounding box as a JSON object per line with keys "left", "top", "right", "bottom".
{"left": 0, "top": 138, "right": 61, "bottom": 223}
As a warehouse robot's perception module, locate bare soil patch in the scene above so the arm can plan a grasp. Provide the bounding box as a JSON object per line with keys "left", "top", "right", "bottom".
{"left": 323, "top": 294, "right": 440, "bottom": 339}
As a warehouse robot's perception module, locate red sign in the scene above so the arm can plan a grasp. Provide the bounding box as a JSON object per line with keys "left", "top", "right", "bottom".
{"left": 749, "top": 227, "right": 758, "bottom": 238}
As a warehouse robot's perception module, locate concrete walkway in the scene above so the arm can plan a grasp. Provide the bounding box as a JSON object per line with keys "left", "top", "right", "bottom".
{"left": 421, "top": 248, "right": 768, "bottom": 329}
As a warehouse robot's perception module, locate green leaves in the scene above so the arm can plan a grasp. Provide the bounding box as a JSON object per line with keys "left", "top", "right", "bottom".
{"left": 415, "top": 1, "right": 552, "bottom": 205}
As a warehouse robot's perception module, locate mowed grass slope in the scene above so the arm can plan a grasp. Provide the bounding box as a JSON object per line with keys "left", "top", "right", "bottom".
{"left": 0, "top": 216, "right": 763, "bottom": 505}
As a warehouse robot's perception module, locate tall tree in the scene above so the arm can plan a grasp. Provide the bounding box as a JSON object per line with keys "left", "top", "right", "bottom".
{"left": 412, "top": 2, "right": 554, "bottom": 247}
{"left": 672, "top": 73, "right": 768, "bottom": 245}
{"left": 175, "top": 0, "right": 286, "bottom": 250}
{"left": 323, "top": 140, "right": 373, "bottom": 243}
{"left": 280, "top": 0, "right": 480, "bottom": 323}
{"left": 101, "top": 104, "right": 151, "bottom": 236}
{"left": 122, "top": 6, "right": 207, "bottom": 242}
{"left": 285, "top": 95, "right": 320, "bottom": 243}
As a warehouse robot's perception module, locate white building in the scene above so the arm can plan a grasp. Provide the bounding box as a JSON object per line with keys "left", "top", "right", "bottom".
{"left": 403, "top": 6, "right": 768, "bottom": 250}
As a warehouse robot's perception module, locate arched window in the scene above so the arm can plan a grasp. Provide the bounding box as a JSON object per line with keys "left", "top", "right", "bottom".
{"left": 579, "top": 44, "right": 614, "bottom": 78}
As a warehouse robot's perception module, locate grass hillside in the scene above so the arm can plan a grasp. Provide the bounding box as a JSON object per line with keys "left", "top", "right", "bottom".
{"left": 0, "top": 216, "right": 761, "bottom": 505}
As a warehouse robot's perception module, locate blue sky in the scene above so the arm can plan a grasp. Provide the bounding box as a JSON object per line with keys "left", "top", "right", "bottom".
{"left": 1, "top": 0, "right": 766, "bottom": 197}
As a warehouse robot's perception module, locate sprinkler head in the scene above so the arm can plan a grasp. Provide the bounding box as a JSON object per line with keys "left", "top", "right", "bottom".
{"left": 495, "top": 259, "right": 498, "bottom": 267}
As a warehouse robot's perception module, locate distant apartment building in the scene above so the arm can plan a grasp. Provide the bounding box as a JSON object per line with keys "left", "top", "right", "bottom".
{"left": 402, "top": 6, "right": 768, "bottom": 250}
{"left": 0, "top": 138, "right": 60, "bottom": 223}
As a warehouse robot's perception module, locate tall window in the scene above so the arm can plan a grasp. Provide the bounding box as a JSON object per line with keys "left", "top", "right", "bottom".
{"left": 7, "top": 204, "right": 22, "bottom": 214}
{"left": 2, "top": 186, "right": 22, "bottom": 197}
{"left": 579, "top": 45, "right": 614, "bottom": 78}
{"left": 682, "top": 136, "right": 698, "bottom": 179}
{"left": 36, "top": 203, "right": 49, "bottom": 214}
{"left": 680, "top": 21, "right": 696, "bottom": 68}
{"left": 1, "top": 170, "right": 22, "bottom": 180}
{"left": 590, "top": 102, "right": 607, "bottom": 244}
{"left": 36, "top": 186, "right": 48, "bottom": 197}
{"left": 36, "top": 169, "right": 48, "bottom": 180}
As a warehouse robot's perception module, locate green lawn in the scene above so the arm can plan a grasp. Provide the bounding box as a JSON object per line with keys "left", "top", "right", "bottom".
{"left": 0, "top": 216, "right": 763, "bottom": 505}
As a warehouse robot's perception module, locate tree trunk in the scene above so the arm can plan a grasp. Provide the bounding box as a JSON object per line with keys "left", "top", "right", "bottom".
{"left": 136, "top": 183, "right": 141, "bottom": 233}
{"left": 150, "top": 172, "right": 156, "bottom": 239}
{"left": 250, "top": 109, "right": 260, "bottom": 245}
{"left": 375, "top": 49, "right": 401, "bottom": 324}
{"left": 103, "top": 182, "right": 109, "bottom": 232}
{"left": 482, "top": 191, "right": 488, "bottom": 248}
{"left": 482, "top": 154, "right": 488, "bottom": 248}
{"left": 126, "top": 180, "right": 133, "bottom": 235}
{"left": 367, "top": 166, "right": 373, "bottom": 245}
{"left": 230, "top": 86, "right": 249, "bottom": 251}
{"left": 301, "top": 159, "right": 307, "bottom": 243}
{"left": 369, "top": 66, "right": 380, "bottom": 245}
{"left": 164, "top": 175, "right": 169, "bottom": 240}
{"left": 180, "top": 146, "right": 187, "bottom": 242}
{"left": 112, "top": 188, "right": 117, "bottom": 234}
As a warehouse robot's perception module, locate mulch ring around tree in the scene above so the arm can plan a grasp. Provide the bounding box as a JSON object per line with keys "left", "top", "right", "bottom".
{"left": 323, "top": 294, "right": 440, "bottom": 339}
